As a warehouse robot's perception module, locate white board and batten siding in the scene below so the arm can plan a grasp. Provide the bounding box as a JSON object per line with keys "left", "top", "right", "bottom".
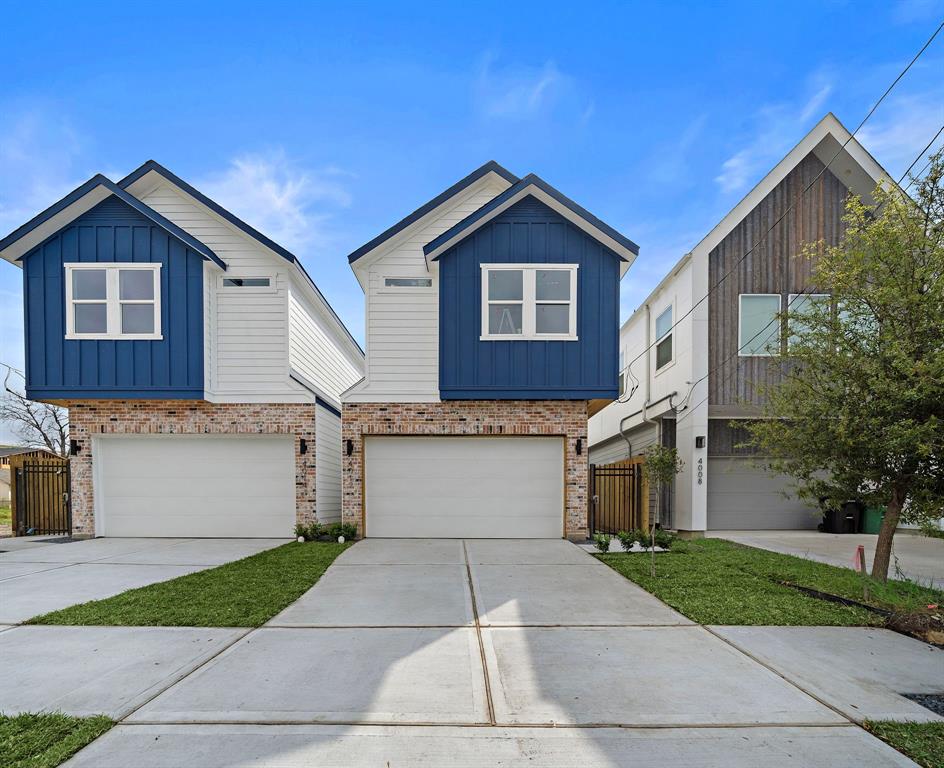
{"left": 140, "top": 181, "right": 362, "bottom": 403}
{"left": 347, "top": 179, "right": 510, "bottom": 402}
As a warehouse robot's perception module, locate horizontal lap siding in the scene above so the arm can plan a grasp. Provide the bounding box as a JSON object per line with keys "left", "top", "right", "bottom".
{"left": 24, "top": 196, "right": 203, "bottom": 398}
{"left": 315, "top": 407, "right": 343, "bottom": 523}
{"left": 439, "top": 196, "right": 620, "bottom": 399}
{"left": 708, "top": 153, "right": 848, "bottom": 408}
{"left": 141, "top": 184, "right": 298, "bottom": 399}
{"left": 356, "top": 182, "right": 508, "bottom": 400}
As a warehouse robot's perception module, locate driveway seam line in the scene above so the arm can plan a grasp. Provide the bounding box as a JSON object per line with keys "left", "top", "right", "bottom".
{"left": 113, "top": 627, "right": 256, "bottom": 724}
{"left": 118, "top": 718, "right": 861, "bottom": 729}
{"left": 462, "top": 540, "right": 496, "bottom": 726}
{"left": 701, "top": 625, "right": 858, "bottom": 725}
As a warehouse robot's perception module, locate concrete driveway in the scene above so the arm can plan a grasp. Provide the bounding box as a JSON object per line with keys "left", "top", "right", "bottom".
{"left": 0, "top": 537, "right": 288, "bottom": 623}
{"left": 6, "top": 538, "right": 929, "bottom": 766}
{"left": 709, "top": 530, "right": 944, "bottom": 587}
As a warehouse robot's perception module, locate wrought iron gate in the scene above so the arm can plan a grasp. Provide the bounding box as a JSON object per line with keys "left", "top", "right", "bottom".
{"left": 13, "top": 458, "right": 71, "bottom": 536}
{"left": 589, "top": 458, "right": 647, "bottom": 535}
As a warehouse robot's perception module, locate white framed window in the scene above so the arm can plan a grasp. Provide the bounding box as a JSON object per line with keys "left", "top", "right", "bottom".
{"left": 654, "top": 305, "right": 673, "bottom": 370}
{"left": 618, "top": 349, "right": 626, "bottom": 396}
{"left": 480, "top": 264, "right": 578, "bottom": 341}
{"left": 65, "top": 263, "right": 162, "bottom": 340}
{"left": 383, "top": 276, "right": 432, "bottom": 289}
{"left": 738, "top": 293, "right": 781, "bottom": 356}
{"left": 787, "top": 293, "right": 829, "bottom": 348}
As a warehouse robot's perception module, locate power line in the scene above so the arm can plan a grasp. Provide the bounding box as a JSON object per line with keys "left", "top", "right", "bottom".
{"left": 621, "top": 20, "right": 944, "bottom": 381}
{"left": 671, "top": 116, "right": 944, "bottom": 429}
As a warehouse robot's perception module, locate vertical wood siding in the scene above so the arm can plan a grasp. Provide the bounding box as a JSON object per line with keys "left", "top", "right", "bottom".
{"left": 23, "top": 196, "right": 203, "bottom": 399}
{"left": 708, "top": 152, "right": 849, "bottom": 407}
{"left": 438, "top": 196, "right": 621, "bottom": 399}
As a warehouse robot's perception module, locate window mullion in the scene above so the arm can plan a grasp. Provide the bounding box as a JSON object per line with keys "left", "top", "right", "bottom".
{"left": 524, "top": 269, "right": 536, "bottom": 336}
{"left": 107, "top": 269, "right": 120, "bottom": 335}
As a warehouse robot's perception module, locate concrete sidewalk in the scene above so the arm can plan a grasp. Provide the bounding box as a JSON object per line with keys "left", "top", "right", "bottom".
{"left": 0, "top": 538, "right": 935, "bottom": 767}
{"left": 708, "top": 530, "right": 944, "bottom": 587}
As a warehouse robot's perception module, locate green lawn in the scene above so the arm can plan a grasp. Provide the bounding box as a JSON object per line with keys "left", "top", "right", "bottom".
{"left": 0, "top": 713, "right": 113, "bottom": 768}
{"left": 0, "top": 503, "right": 11, "bottom": 527}
{"left": 28, "top": 541, "right": 349, "bottom": 627}
{"left": 865, "top": 721, "right": 944, "bottom": 768}
{"left": 597, "top": 538, "right": 943, "bottom": 626}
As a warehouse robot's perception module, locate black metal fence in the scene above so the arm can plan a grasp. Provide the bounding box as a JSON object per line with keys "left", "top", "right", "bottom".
{"left": 589, "top": 459, "right": 646, "bottom": 535}
{"left": 14, "top": 458, "right": 71, "bottom": 536}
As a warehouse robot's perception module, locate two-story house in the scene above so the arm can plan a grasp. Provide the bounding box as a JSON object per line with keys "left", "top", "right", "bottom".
{"left": 0, "top": 162, "right": 364, "bottom": 538}
{"left": 341, "top": 163, "right": 638, "bottom": 539}
{"left": 588, "top": 114, "right": 891, "bottom": 535}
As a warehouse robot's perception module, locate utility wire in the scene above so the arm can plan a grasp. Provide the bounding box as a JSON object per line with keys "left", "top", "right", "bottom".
{"left": 620, "top": 20, "right": 944, "bottom": 381}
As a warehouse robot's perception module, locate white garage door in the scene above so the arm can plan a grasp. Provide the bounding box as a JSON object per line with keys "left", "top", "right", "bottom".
{"left": 95, "top": 435, "right": 295, "bottom": 537}
{"left": 365, "top": 436, "right": 564, "bottom": 538}
{"left": 708, "top": 458, "right": 820, "bottom": 530}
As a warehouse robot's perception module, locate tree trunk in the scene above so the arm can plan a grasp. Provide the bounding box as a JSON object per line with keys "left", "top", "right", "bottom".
{"left": 871, "top": 487, "right": 904, "bottom": 582}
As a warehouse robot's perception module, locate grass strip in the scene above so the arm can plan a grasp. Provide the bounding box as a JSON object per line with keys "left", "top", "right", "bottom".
{"left": 0, "top": 712, "right": 113, "bottom": 768}
{"left": 597, "top": 538, "right": 942, "bottom": 626}
{"left": 28, "top": 541, "right": 349, "bottom": 627}
{"left": 865, "top": 721, "right": 944, "bottom": 768}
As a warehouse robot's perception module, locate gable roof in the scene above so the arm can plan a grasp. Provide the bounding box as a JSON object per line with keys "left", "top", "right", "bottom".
{"left": 119, "top": 160, "right": 364, "bottom": 358}
{"left": 0, "top": 175, "right": 225, "bottom": 269}
{"left": 623, "top": 112, "right": 894, "bottom": 328}
{"left": 346, "top": 160, "right": 519, "bottom": 264}
{"left": 423, "top": 173, "right": 640, "bottom": 267}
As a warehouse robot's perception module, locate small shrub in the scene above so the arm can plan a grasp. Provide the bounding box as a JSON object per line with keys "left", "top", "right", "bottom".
{"left": 617, "top": 531, "right": 636, "bottom": 551}
{"left": 294, "top": 523, "right": 307, "bottom": 539}
{"left": 592, "top": 533, "right": 611, "bottom": 552}
{"left": 653, "top": 528, "right": 677, "bottom": 550}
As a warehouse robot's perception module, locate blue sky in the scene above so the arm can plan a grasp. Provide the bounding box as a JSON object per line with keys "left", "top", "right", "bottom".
{"left": 2, "top": 0, "right": 943, "bottom": 385}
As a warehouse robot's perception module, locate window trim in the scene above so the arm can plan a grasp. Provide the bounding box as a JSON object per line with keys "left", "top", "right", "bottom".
{"left": 222, "top": 276, "right": 272, "bottom": 289}
{"left": 64, "top": 263, "right": 162, "bottom": 341}
{"left": 480, "top": 263, "right": 578, "bottom": 341}
{"left": 653, "top": 303, "right": 674, "bottom": 373}
{"left": 738, "top": 293, "right": 782, "bottom": 357}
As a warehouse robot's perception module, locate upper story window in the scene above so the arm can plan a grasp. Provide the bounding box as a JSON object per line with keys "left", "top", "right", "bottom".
{"left": 787, "top": 293, "right": 829, "bottom": 348}
{"left": 618, "top": 349, "right": 626, "bottom": 396}
{"left": 223, "top": 277, "right": 270, "bottom": 288}
{"left": 65, "top": 263, "right": 161, "bottom": 340}
{"left": 481, "top": 264, "right": 578, "bottom": 341}
{"left": 384, "top": 277, "right": 432, "bottom": 288}
{"left": 739, "top": 293, "right": 781, "bottom": 356}
{"left": 654, "top": 305, "right": 673, "bottom": 370}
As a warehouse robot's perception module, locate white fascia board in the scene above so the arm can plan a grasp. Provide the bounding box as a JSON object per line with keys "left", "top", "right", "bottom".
{"left": 623, "top": 252, "right": 693, "bottom": 332}
{"left": 350, "top": 171, "right": 515, "bottom": 290}
{"left": 423, "top": 184, "right": 639, "bottom": 270}
{"left": 0, "top": 186, "right": 112, "bottom": 264}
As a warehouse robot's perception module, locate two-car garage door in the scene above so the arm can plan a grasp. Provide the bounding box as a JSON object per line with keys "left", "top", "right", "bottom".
{"left": 364, "top": 436, "right": 564, "bottom": 538}
{"left": 95, "top": 435, "right": 295, "bottom": 537}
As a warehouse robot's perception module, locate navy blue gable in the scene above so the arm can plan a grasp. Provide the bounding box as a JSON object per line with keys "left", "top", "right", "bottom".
{"left": 438, "top": 196, "right": 620, "bottom": 400}
{"left": 23, "top": 196, "right": 204, "bottom": 400}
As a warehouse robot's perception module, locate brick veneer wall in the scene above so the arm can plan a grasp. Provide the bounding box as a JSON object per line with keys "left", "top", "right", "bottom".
{"left": 341, "top": 400, "right": 588, "bottom": 540}
{"left": 65, "top": 400, "right": 318, "bottom": 537}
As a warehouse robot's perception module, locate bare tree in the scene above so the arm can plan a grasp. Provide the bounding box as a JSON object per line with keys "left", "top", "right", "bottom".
{"left": 0, "top": 368, "right": 69, "bottom": 457}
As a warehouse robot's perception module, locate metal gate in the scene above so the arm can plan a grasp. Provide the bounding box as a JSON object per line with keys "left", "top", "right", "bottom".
{"left": 13, "top": 458, "right": 71, "bottom": 536}
{"left": 589, "top": 458, "right": 648, "bottom": 535}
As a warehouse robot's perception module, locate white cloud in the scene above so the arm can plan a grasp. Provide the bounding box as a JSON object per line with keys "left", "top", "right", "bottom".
{"left": 714, "top": 81, "right": 834, "bottom": 194}
{"left": 196, "top": 151, "right": 353, "bottom": 254}
{"left": 473, "top": 53, "right": 578, "bottom": 121}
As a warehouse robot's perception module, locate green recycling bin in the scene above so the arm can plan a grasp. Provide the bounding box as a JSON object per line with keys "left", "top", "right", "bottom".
{"left": 862, "top": 506, "right": 886, "bottom": 534}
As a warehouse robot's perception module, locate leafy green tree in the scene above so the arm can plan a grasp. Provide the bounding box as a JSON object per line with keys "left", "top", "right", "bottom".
{"left": 642, "top": 444, "right": 683, "bottom": 576}
{"left": 744, "top": 152, "right": 944, "bottom": 581}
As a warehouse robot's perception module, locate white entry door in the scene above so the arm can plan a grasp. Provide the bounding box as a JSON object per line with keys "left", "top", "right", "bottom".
{"left": 364, "top": 436, "right": 564, "bottom": 538}
{"left": 95, "top": 435, "right": 295, "bottom": 537}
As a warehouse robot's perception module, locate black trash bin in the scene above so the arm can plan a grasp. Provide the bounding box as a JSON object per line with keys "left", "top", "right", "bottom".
{"left": 822, "top": 501, "right": 862, "bottom": 533}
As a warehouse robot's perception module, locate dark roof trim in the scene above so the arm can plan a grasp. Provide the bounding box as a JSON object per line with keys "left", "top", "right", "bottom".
{"left": 315, "top": 396, "right": 342, "bottom": 419}
{"left": 119, "top": 160, "right": 363, "bottom": 357}
{"left": 346, "top": 161, "right": 519, "bottom": 264}
{"left": 424, "top": 173, "right": 640, "bottom": 261}
{"left": 0, "top": 175, "right": 226, "bottom": 270}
